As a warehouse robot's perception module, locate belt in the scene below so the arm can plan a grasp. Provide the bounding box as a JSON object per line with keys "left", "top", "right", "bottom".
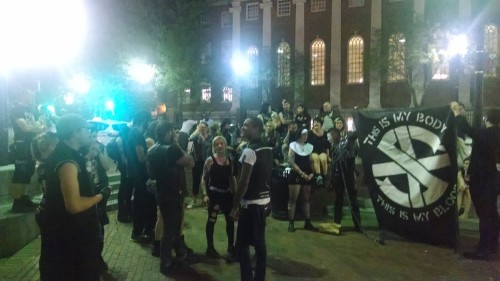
{"left": 240, "top": 198, "right": 270, "bottom": 208}
{"left": 209, "top": 186, "right": 231, "bottom": 193}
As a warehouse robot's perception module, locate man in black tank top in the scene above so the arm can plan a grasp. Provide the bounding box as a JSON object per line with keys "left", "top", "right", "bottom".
{"left": 231, "top": 117, "right": 273, "bottom": 281}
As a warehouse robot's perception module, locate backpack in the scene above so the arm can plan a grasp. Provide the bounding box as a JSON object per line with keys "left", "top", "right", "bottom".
{"left": 106, "top": 138, "right": 121, "bottom": 163}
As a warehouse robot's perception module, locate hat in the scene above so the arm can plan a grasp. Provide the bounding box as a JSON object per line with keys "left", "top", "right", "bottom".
{"left": 56, "top": 113, "right": 88, "bottom": 140}
{"left": 301, "top": 129, "right": 308, "bottom": 135}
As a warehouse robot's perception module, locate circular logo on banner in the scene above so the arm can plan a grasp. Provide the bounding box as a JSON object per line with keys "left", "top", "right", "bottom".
{"left": 371, "top": 125, "right": 451, "bottom": 208}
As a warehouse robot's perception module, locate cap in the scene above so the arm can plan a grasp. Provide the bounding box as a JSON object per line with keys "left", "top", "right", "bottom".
{"left": 56, "top": 113, "right": 88, "bottom": 140}
{"left": 301, "top": 128, "right": 308, "bottom": 135}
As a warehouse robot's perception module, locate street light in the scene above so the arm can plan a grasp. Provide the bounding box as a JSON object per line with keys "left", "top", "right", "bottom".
{"left": 127, "top": 59, "right": 157, "bottom": 84}
{"left": 0, "top": 0, "right": 87, "bottom": 72}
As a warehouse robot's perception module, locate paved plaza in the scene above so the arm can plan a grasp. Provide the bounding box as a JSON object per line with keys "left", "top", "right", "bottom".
{"left": 0, "top": 207, "right": 499, "bottom": 281}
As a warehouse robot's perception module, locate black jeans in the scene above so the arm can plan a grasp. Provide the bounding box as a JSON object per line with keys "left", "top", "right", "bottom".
{"left": 37, "top": 212, "right": 101, "bottom": 281}
{"left": 158, "top": 198, "right": 184, "bottom": 265}
{"left": 117, "top": 163, "right": 133, "bottom": 218}
{"left": 192, "top": 161, "right": 204, "bottom": 197}
{"left": 470, "top": 176, "right": 500, "bottom": 253}
{"left": 132, "top": 176, "right": 157, "bottom": 236}
{"left": 236, "top": 204, "right": 267, "bottom": 281}
{"left": 333, "top": 158, "right": 360, "bottom": 228}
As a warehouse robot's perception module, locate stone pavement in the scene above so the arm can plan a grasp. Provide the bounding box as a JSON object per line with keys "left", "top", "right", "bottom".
{"left": 0, "top": 207, "right": 499, "bottom": 281}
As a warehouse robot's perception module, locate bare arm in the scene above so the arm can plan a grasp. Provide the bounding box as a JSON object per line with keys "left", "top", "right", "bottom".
{"left": 201, "top": 157, "right": 213, "bottom": 196}
{"left": 59, "top": 163, "right": 102, "bottom": 214}
{"left": 135, "top": 145, "right": 147, "bottom": 163}
{"left": 15, "top": 118, "right": 44, "bottom": 134}
{"left": 231, "top": 162, "right": 253, "bottom": 221}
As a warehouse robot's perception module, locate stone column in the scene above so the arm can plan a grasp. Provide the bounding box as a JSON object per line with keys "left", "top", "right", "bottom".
{"left": 230, "top": 1, "right": 242, "bottom": 114}
{"left": 368, "top": 0, "right": 382, "bottom": 108}
{"left": 293, "top": 0, "right": 306, "bottom": 105}
{"left": 458, "top": 0, "right": 472, "bottom": 107}
{"left": 330, "top": 0, "right": 341, "bottom": 107}
{"left": 411, "top": 0, "right": 425, "bottom": 107}
{"left": 261, "top": 0, "right": 273, "bottom": 103}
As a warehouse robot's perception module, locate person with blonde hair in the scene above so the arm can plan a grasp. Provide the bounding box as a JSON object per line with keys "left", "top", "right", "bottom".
{"left": 201, "top": 136, "right": 237, "bottom": 260}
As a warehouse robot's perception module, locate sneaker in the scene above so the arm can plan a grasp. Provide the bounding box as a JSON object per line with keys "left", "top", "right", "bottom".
{"left": 205, "top": 247, "right": 221, "bottom": 259}
{"left": 315, "top": 175, "right": 324, "bottom": 186}
{"left": 186, "top": 201, "right": 196, "bottom": 209}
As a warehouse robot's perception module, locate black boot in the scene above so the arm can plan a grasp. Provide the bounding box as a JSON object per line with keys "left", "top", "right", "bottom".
{"left": 180, "top": 235, "right": 193, "bottom": 254}
{"left": 152, "top": 240, "right": 161, "bottom": 257}
{"left": 304, "top": 219, "right": 318, "bottom": 232}
{"left": 288, "top": 220, "right": 295, "bottom": 232}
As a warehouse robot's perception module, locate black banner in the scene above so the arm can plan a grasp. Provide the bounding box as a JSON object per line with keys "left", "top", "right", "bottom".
{"left": 356, "top": 106, "right": 457, "bottom": 247}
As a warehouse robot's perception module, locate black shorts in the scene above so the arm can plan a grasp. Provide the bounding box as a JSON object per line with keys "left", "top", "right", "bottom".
{"left": 207, "top": 190, "right": 233, "bottom": 215}
{"left": 12, "top": 160, "right": 36, "bottom": 184}
{"left": 287, "top": 171, "right": 313, "bottom": 185}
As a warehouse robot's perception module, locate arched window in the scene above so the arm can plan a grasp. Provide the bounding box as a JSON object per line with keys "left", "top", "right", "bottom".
{"left": 311, "top": 38, "right": 326, "bottom": 86}
{"left": 347, "top": 35, "right": 364, "bottom": 84}
{"left": 201, "top": 83, "right": 211, "bottom": 103}
{"left": 277, "top": 41, "right": 291, "bottom": 87}
{"left": 223, "top": 85, "right": 233, "bottom": 102}
{"left": 248, "top": 45, "right": 259, "bottom": 88}
{"left": 388, "top": 33, "right": 405, "bottom": 82}
{"left": 484, "top": 24, "right": 498, "bottom": 77}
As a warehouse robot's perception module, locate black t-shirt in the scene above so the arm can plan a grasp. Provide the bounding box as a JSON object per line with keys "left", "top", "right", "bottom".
{"left": 147, "top": 143, "right": 184, "bottom": 201}
{"left": 127, "top": 127, "right": 148, "bottom": 178}
{"left": 11, "top": 104, "right": 37, "bottom": 142}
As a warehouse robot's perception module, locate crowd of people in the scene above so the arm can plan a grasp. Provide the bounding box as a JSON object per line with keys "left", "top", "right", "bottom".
{"left": 6, "top": 89, "right": 499, "bottom": 279}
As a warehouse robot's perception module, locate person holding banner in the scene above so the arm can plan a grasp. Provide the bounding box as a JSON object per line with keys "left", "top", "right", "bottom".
{"left": 452, "top": 102, "right": 500, "bottom": 260}
{"left": 330, "top": 117, "right": 362, "bottom": 233}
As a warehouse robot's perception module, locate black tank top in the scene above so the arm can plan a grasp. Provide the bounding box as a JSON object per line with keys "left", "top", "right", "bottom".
{"left": 209, "top": 156, "right": 231, "bottom": 190}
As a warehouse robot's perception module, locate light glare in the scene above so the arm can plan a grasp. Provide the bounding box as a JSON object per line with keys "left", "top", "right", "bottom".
{"left": 0, "top": 0, "right": 87, "bottom": 71}
{"left": 127, "top": 60, "right": 156, "bottom": 84}
{"left": 231, "top": 54, "right": 251, "bottom": 76}
{"left": 447, "top": 34, "right": 468, "bottom": 57}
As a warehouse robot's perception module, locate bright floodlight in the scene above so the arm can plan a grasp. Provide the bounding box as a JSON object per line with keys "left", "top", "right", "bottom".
{"left": 47, "top": 105, "right": 56, "bottom": 113}
{"left": 231, "top": 54, "right": 251, "bottom": 77}
{"left": 127, "top": 59, "right": 156, "bottom": 84}
{"left": 447, "top": 34, "right": 468, "bottom": 57}
{"left": 68, "top": 74, "right": 91, "bottom": 94}
{"left": 0, "top": 0, "right": 87, "bottom": 72}
{"left": 64, "top": 94, "right": 75, "bottom": 105}
{"left": 105, "top": 100, "right": 115, "bottom": 111}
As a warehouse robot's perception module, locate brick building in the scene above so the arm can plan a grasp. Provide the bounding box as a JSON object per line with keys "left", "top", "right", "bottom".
{"left": 182, "top": 0, "right": 499, "bottom": 115}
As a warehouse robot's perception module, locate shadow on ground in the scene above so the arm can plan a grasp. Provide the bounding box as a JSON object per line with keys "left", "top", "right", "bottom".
{"left": 267, "top": 256, "right": 327, "bottom": 278}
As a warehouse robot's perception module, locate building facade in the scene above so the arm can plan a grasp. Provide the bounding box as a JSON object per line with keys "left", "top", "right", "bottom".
{"left": 181, "top": 0, "right": 500, "bottom": 113}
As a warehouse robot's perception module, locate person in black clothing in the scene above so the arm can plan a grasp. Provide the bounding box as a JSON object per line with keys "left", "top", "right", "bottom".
{"left": 117, "top": 124, "right": 133, "bottom": 223}
{"left": 231, "top": 117, "right": 273, "bottom": 281}
{"left": 287, "top": 129, "right": 317, "bottom": 232}
{"left": 294, "top": 103, "right": 311, "bottom": 130}
{"left": 329, "top": 120, "right": 362, "bottom": 233}
{"left": 188, "top": 121, "right": 212, "bottom": 208}
{"left": 257, "top": 102, "right": 273, "bottom": 126}
{"left": 38, "top": 113, "right": 111, "bottom": 281}
{"left": 147, "top": 121, "right": 195, "bottom": 276}
{"left": 309, "top": 117, "right": 330, "bottom": 186}
{"left": 201, "top": 136, "right": 237, "bottom": 260}
{"left": 452, "top": 103, "right": 500, "bottom": 260}
{"left": 9, "top": 89, "right": 44, "bottom": 212}
{"left": 127, "top": 111, "right": 156, "bottom": 242}
{"left": 85, "top": 139, "right": 111, "bottom": 273}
